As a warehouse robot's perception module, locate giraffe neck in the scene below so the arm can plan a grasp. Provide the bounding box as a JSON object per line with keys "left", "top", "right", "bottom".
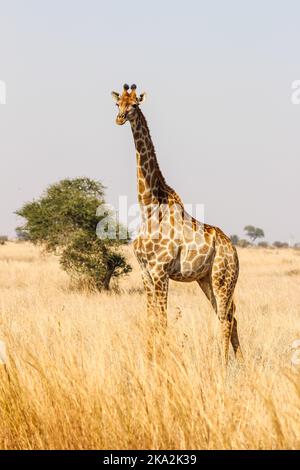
{"left": 129, "top": 108, "right": 182, "bottom": 208}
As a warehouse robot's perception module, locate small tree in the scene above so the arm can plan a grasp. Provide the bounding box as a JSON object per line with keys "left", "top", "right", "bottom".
{"left": 244, "top": 225, "right": 265, "bottom": 243}
{"left": 16, "top": 178, "right": 131, "bottom": 291}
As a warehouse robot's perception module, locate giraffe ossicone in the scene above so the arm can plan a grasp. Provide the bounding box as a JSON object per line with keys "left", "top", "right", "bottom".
{"left": 111, "top": 84, "right": 243, "bottom": 365}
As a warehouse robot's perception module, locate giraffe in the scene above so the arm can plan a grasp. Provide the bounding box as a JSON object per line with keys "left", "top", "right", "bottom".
{"left": 111, "top": 84, "right": 243, "bottom": 366}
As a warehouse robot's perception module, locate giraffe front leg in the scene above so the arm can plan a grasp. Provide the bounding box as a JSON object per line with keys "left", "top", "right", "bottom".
{"left": 141, "top": 269, "right": 169, "bottom": 362}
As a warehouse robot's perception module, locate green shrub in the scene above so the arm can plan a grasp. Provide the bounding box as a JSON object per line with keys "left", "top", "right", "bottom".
{"left": 16, "top": 178, "right": 131, "bottom": 291}
{"left": 61, "top": 230, "right": 131, "bottom": 291}
{"left": 237, "top": 239, "right": 251, "bottom": 248}
{"left": 0, "top": 235, "right": 8, "bottom": 245}
{"left": 273, "top": 241, "right": 289, "bottom": 248}
{"left": 258, "top": 241, "right": 269, "bottom": 248}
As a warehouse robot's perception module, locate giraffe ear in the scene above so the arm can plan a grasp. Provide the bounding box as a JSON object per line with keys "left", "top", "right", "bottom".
{"left": 111, "top": 91, "right": 120, "bottom": 102}
{"left": 138, "top": 92, "right": 147, "bottom": 104}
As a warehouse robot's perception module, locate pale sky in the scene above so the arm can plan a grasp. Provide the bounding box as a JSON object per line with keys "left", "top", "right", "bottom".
{"left": 0, "top": 0, "right": 300, "bottom": 243}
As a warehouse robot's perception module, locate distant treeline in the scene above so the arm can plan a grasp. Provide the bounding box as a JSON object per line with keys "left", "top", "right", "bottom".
{"left": 230, "top": 226, "right": 299, "bottom": 248}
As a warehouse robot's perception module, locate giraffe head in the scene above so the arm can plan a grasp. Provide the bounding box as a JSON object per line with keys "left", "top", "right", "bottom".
{"left": 111, "top": 84, "right": 146, "bottom": 125}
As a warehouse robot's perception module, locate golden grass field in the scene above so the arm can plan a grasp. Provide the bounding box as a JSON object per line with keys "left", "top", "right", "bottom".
{"left": 1, "top": 241, "right": 300, "bottom": 450}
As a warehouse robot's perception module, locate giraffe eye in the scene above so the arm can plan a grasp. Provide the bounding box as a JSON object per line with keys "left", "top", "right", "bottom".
{"left": 132, "top": 104, "right": 138, "bottom": 108}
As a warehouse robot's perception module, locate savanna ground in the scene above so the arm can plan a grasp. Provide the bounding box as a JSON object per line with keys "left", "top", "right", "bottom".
{"left": 0, "top": 242, "right": 300, "bottom": 450}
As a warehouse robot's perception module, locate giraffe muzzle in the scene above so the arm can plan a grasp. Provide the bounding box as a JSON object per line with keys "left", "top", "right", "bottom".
{"left": 116, "top": 113, "right": 127, "bottom": 125}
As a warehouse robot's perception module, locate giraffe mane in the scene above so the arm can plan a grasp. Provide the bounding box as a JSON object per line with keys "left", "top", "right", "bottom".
{"left": 136, "top": 108, "right": 184, "bottom": 206}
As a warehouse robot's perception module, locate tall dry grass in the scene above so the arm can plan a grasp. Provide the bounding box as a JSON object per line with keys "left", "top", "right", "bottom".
{"left": 0, "top": 242, "right": 300, "bottom": 449}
